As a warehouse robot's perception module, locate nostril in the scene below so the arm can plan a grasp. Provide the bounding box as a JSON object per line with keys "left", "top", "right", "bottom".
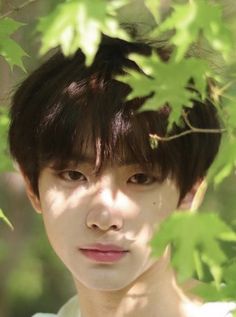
{"left": 88, "top": 223, "right": 119, "bottom": 231}
{"left": 86, "top": 209, "right": 124, "bottom": 231}
{"left": 110, "top": 224, "right": 119, "bottom": 231}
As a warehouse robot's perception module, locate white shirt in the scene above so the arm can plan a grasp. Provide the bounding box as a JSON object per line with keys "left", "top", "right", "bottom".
{"left": 32, "top": 296, "right": 81, "bottom": 317}
{"left": 32, "top": 295, "right": 236, "bottom": 317}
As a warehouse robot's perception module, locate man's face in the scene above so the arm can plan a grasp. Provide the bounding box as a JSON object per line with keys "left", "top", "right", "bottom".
{"left": 35, "top": 156, "right": 180, "bottom": 291}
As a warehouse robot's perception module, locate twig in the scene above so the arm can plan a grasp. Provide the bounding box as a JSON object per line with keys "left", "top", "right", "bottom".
{"left": 182, "top": 111, "right": 226, "bottom": 133}
{"left": 0, "top": 0, "right": 38, "bottom": 19}
{"left": 149, "top": 111, "right": 226, "bottom": 142}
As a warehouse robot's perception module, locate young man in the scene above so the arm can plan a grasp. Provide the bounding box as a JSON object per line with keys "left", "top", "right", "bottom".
{"left": 8, "top": 36, "right": 236, "bottom": 317}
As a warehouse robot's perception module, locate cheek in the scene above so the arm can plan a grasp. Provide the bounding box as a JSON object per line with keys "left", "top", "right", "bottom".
{"left": 127, "top": 184, "right": 179, "bottom": 244}
{"left": 38, "top": 186, "right": 89, "bottom": 252}
{"left": 153, "top": 182, "right": 180, "bottom": 222}
{"left": 137, "top": 187, "right": 179, "bottom": 223}
{"left": 40, "top": 185, "right": 87, "bottom": 216}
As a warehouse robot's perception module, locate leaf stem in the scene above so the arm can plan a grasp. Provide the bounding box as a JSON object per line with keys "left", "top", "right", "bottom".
{"left": 0, "top": 0, "right": 38, "bottom": 19}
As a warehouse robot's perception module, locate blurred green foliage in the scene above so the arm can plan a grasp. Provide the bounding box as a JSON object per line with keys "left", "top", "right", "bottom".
{"left": 154, "top": 0, "right": 233, "bottom": 61}
{"left": 0, "top": 107, "right": 12, "bottom": 172}
{"left": 0, "top": 0, "right": 236, "bottom": 316}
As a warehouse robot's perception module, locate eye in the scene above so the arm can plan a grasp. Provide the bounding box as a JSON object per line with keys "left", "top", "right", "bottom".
{"left": 59, "top": 170, "right": 87, "bottom": 182}
{"left": 128, "top": 173, "right": 157, "bottom": 185}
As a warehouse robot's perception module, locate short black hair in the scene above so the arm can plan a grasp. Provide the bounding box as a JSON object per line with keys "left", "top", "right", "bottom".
{"left": 8, "top": 36, "right": 221, "bottom": 203}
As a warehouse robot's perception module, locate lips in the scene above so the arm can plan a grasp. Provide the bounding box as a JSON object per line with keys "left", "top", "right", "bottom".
{"left": 79, "top": 243, "right": 129, "bottom": 263}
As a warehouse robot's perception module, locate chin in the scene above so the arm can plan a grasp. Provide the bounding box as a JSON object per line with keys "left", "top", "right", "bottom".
{"left": 74, "top": 272, "right": 135, "bottom": 292}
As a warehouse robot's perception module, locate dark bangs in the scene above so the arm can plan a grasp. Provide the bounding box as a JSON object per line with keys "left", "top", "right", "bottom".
{"left": 38, "top": 77, "right": 172, "bottom": 182}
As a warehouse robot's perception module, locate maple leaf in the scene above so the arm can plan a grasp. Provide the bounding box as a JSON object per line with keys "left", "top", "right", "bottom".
{"left": 0, "top": 18, "right": 27, "bottom": 71}
{"left": 37, "top": 0, "right": 130, "bottom": 65}
{"left": 154, "top": 0, "right": 233, "bottom": 62}
{"left": 117, "top": 52, "right": 209, "bottom": 129}
{"left": 151, "top": 212, "right": 236, "bottom": 284}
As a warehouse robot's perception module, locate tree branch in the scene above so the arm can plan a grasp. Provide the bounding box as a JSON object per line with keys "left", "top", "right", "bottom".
{"left": 149, "top": 111, "right": 226, "bottom": 142}
{"left": 0, "top": 0, "right": 38, "bottom": 19}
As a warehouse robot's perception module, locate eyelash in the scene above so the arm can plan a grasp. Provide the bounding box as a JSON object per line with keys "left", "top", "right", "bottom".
{"left": 128, "top": 173, "right": 158, "bottom": 185}
{"left": 58, "top": 170, "right": 87, "bottom": 182}
{"left": 57, "top": 170, "right": 159, "bottom": 186}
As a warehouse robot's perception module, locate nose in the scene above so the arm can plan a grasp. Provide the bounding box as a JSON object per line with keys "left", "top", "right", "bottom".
{"left": 86, "top": 207, "right": 123, "bottom": 231}
{"left": 86, "top": 179, "right": 124, "bottom": 232}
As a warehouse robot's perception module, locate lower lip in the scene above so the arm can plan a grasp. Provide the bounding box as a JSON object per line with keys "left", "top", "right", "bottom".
{"left": 80, "top": 249, "right": 128, "bottom": 263}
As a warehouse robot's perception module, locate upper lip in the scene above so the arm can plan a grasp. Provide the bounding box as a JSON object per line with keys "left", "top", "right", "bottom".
{"left": 79, "top": 243, "right": 128, "bottom": 252}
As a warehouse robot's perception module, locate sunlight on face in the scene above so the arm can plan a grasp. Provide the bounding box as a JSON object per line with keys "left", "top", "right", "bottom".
{"left": 37, "top": 162, "right": 180, "bottom": 291}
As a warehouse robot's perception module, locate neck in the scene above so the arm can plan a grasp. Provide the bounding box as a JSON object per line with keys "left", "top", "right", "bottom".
{"left": 73, "top": 252, "right": 201, "bottom": 317}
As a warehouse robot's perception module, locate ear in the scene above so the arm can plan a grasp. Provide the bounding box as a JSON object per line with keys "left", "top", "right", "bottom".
{"left": 19, "top": 167, "right": 42, "bottom": 214}
{"left": 178, "top": 179, "right": 207, "bottom": 211}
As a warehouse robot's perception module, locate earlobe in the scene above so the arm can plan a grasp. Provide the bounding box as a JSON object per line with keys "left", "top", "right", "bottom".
{"left": 179, "top": 179, "right": 207, "bottom": 211}
{"left": 18, "top": 167, "right": 42, "bottom": 213}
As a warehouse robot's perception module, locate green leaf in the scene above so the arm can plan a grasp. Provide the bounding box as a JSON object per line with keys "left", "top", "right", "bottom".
{"left": 0, "top": 18, "right": 27, "bottom": 71}
{"left": 0, "top": 17, "right": 23, "bottom": 36}
{"left": 117, "top": 51, "right": 209, "bottom": 128}
{"left": 0, "top": 107, "right": 12, "bottom": 172}
{"left": 151, "top": 212, "right": 236, "bottom": 283}
{"left": 193, "top": 282, "right": 229, "bottom": 301}
{"left": 207, "top": 133, "right": 236, "bottom": 186}
{"left": 193, "top": 261, "right": 236, "bottom": 302}
{"left": 0, "top": 209, "right": 13, "bottom": 230}
{"left": 37, "top": 0, "right": 130, "bottom": 65}
{"left": 154, "top": 0, "right": 233, "bottom": 61}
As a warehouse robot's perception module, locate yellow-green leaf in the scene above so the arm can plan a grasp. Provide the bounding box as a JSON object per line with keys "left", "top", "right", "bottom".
{"left": 37, "top": 0, "right": 130, "bottom": 65}
{"left": 0, "top": 209, "right": 13, "bottom": 230}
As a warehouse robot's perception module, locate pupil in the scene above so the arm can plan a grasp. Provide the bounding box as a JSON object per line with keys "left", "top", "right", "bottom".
{"left": 136, "top": 174, "right": 148, "bottom": 183}
{"left": 69, "top": 171, "right": 81, "bottom": 180}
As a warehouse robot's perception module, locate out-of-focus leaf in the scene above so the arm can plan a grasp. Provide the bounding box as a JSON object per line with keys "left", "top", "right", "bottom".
{"left": 151, "top": 212, "right": 236, "bottom": 284}
{"left": 0, "top": 209, "right": 13, "bottom": 230}
{"left": 193, "top": 261, "right": 236, "bottom": 303}
{"left": 37, "top": 0, "right": 130, "bottom": 65}
{"left": 7, "top": 256, "right": 43, "bottom": 300}
{"left": 207, "top": 134, "right": 236, "bottom": 186}
{"left": 0, "top": 18, "right": 27, "bottom": 71}
{"left": 152, "top": 0, "right": 233, "bottom": 62}
{"left": 0, "top": 107, "right": 12, "bottom": 172}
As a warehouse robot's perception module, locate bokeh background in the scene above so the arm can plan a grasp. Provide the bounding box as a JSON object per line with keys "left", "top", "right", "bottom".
{"left": 0, "top": 0, "right": 236, "bottom": 316}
